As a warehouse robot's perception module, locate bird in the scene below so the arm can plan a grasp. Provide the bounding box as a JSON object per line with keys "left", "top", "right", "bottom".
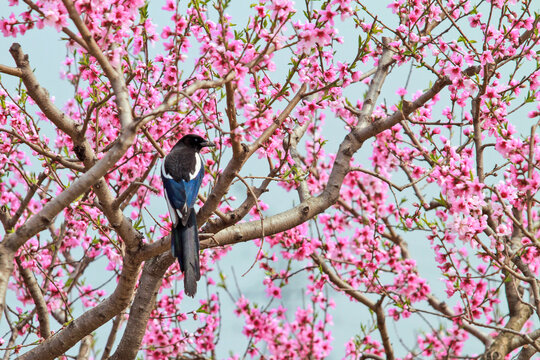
{"left": 161, "top": 134, "right": 215, "bottom": 297}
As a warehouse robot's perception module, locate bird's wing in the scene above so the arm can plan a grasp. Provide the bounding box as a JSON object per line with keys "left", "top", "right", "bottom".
{"left": 161, "top": 156, "right": 205, "bottom": 226}
{"left": 162, "top": 160, "right": 186, "bottom": 224}
{"left": 163, "top": 181, "right": 180, "bottom": 227}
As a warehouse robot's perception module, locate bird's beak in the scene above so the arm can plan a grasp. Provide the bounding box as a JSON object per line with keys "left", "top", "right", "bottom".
{"left": 201, "top": 140, "right": 216, "bottom": 148}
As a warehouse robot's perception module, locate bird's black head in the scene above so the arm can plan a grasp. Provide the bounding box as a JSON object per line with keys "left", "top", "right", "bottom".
{"left": 177, "top": 134, "right": 215, "bottom": 151}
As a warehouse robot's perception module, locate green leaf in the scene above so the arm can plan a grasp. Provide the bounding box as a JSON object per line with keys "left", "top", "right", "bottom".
{"left": 196, "top": 305, "right": 210, "bottom": 314}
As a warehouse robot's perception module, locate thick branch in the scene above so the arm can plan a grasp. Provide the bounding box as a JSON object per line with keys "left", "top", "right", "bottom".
{"left": 10, "top": 40, "right": 143, "bottom": 261}
{"left": 286, "top": 118, "right": 312, "bottom": 202}
{"left": 100, "top": 314, "right": 125, "bottom": 360}
{"left": 4, "top": 130, "right": 137, "bottom": 252}
{"left": 0, "top": 63, "right": 22, "bottom": 77}
{"left": 76, "top": 335, "right": 93, "bottom": 360}
{"left": 9, "top": 43, "right": 143, "bottom": 250}
{"left": 510, "top": 328, "right": 540, "bottom": 351}
{"left": 110, "top": 253, "right": 173, "bottom": 360}
{"left": 9, "top": 43, "right": 77, "bottom": 136}
{"left": 482, "top": 279, "right": 534, "bottom": 359}
{"left": 225, "top": 81, "right": 242, "bottom": 156}
{"left": 517, "top": 345, "right": 538, "bottom": 360}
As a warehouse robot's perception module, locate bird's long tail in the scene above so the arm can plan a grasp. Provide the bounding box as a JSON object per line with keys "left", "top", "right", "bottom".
{"left": 171, "top": 208, "right": 201, "bottom": 297}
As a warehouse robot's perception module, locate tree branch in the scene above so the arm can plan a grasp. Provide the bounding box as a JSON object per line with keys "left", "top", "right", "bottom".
{"left": 197, "top": 82, "right": 307, "bottom": 225}
{"left": 16, "top": 253, "right": 142, "bottom": 360}
{"left": 7, "top": 172, "right": 48, "bottom": 230}
{"left": 482, "top": 277, "right": 534, "bottom": 359}
{"left": 76, "top": 335, "right": 93, "bottom": 360}
{"left": 15, "top": 258, "right": 50, "bottom": 339}
{"left": 0, "top": 63, "right": 22, "bottom": 77}
{"left": 426, "top": 295, "right": 492, "bottom": 346}
{"left": 100, "top": 313, "right": 125, "bottom": 360}
{"left": 311, "top": 254, "right": 394, "bottom": 360}
{"left": 110, "top": 252, "right": 173, "bottom": 360}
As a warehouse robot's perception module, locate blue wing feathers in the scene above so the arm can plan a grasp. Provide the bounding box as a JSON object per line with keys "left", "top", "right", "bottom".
{"left": 162, "top": 167, "right": 204, "bottom": 213}
{"left": 162, "top": 177, "right": 186, "bottom": 209}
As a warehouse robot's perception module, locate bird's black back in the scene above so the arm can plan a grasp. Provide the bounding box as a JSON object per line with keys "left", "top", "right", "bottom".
{"left": 164, "top": 144, "right": 198, "bottom": 182}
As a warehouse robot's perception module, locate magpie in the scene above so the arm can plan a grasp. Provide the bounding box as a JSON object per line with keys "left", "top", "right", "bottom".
{"left": 161, "top": 134, "right": 215, "bottom": 297}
